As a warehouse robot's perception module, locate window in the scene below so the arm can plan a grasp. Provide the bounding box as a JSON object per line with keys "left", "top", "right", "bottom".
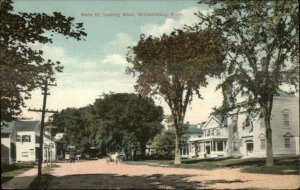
{"left": 284, "top": 138, "right": 291, "bottom": 148}
{"left": 17, "top": 135, "right": 21, "bottom": 142}
{"left": 260, "top": 139, "right": 266, "bottom": 150}
{"left": 22, "top": 135, "right": 31, "bottom": 142}
{"left": 216, "top": 129, "right": 220, "bottom": 136}
{"left": 232, "top": 121, "right": 238, "bottom": 133}
{"left": 233, "top": 141, "right": 239, "bottom": 151}
{"left": 207, "top": 130, "right": 210, "bottom": 136}
{"left": 232, "top": 115, "right": 238, "bottom": 133}
{"left": 1, "top": 133, "right": 9, "bottom": 138}
{"left": 217, "top": 141, "right": 223, "bottom": 151}
{"left": 282, "top": 110, "right": 290, "bottom": 128}
{"left": 283, "top": 120, "right": 289, "bottom": 127}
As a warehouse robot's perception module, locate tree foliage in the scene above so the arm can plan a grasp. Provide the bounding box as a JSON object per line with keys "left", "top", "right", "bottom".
{"left": 151, "top": 130, "right": 175, "bottom": 159}
{"left": 0, "top": 0, "right": 87, "bottom": 123}
{"left": 52, "top": 93, "right": 164, "bottom": 159}
{"left": 197, "top": 0, "right": 299, "bottom": 166}
{"left": 127, "top": 30, "right": 226, "bottom": 164}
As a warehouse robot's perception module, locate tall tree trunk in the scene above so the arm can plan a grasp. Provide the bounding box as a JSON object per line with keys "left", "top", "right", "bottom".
{"left": 265, "top": 119, "right": 273, "bottom": 166}
{"left": 173, "top": 118, "right": 182, "bottom": 164}
{"left": 172, "top": 103, "right": 186, "bottom": 165}
{"left": 174, "top": 129, "right": 181, "bottom": 165}
{"left": 261, "top": 103, "right": 274, "bottom": 166}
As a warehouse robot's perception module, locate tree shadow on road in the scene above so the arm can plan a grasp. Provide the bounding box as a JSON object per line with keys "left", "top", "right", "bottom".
{"left": 44, "top": 173, "right": 249, "bottom": 189}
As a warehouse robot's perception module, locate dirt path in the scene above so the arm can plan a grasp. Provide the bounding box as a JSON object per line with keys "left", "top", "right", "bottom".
{"left": 46, "top": 159, "right": 300, "bottom": 189}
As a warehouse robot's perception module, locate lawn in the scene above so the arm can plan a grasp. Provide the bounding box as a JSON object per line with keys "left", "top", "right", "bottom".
{"left": 128, "top": 156, "right": 300, "bottom": 175}
{"left": 1, "top": 162, "right": 35, "bottom": 184}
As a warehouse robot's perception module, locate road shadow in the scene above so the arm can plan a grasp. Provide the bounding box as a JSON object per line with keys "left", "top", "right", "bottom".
{"left": 45, "top": 173, "right": 249, "bottom": 189}
{"left": 1, "top": 176, "right": 36, "bottom": 189}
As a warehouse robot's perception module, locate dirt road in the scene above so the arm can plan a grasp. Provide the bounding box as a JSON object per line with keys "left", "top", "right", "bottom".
{"left": 44, "top": 159, "right": 299, "bottom": 189}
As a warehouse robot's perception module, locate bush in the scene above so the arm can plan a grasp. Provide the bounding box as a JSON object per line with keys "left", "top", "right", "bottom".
{"left": 151, "top": 131, "right": 175, "bottom": 159}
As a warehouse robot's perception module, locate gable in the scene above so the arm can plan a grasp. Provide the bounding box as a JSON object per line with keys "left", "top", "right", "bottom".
{"left": 258, "top": 133, "right": 266, "bottom": 138}
{"left": 203, "top": 116, "right": 221, "bottom": 129}
{"left": 283, "top": 132, "right": 293, "bottom": 137}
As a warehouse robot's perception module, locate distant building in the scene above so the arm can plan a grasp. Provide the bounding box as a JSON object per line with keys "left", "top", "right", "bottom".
{"left": 1, "top": 121, "right": 56, "bottom": 163}
{"left": 43, "top": 130, "right": 56, "bottom": 163}
{"left": 188, "top": 116, "right": 228, "bottom": 158}
{"left": 1, "top": 122, "right": 17, "bottom": 164}
{"left": 186, "top": 92, "right": 299, "bottom": 158}
{"left": 14, "top": 121, "right": 40, "bottom": 162}
{"left": 54, "top": 133, "right": 65, "bottom": 160}
{"left": 181, "top": 123, "right": 203, "bottom": 158}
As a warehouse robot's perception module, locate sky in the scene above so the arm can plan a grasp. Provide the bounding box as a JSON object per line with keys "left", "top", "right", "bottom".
{"left": 13, "top": 0, "right": 223, "bottom": 124}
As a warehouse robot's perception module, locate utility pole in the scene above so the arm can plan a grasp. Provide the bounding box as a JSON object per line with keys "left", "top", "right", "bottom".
{"left": 28, "top": 79, "right": 58, "bottom": 177}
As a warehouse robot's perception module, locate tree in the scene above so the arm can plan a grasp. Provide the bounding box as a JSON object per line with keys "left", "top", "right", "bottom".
{"left": 197, "top": 0, "right": 299, "bottom": 166}
{"left": 0, "top": 0, "right": 86, "bottom": 124}
{"left": 92, "top": 93, "right": 164, "bottom": 159}
{"left": 127, "top": 30, "right": 225, "bottom": 164}
{"left": 52, "top": 107, "right": 91, "bottom": 154}
{"left": 52, "top": 93, "right": 164, "bottom": 159}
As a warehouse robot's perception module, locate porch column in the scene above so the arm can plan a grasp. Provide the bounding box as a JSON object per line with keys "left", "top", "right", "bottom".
{"left": 186, "top": 144, "right": 189, "bottom": 155}
{"left": 201, "top": 142, "right": 203, "bottom": 152}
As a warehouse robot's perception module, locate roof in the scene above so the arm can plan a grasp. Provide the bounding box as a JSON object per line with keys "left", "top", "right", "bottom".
{"left": 213, "top": 115, "right": 222, "bottom": 122}
{"left": 186, "top": 124, "right": 202, "bottom": 134}
{"left": 276, "top": 90, "right": 295, "bottom": 97}
{"left": 15, "top": 121, "right": 40, "bottom": 132}
{"left": 1, "top": 121, "right": 15, "bottom": 134}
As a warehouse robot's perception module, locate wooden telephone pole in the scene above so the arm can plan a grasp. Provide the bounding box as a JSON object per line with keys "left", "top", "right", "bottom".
{"left": 29, "top": 79, "right": 58, "bottom": 177}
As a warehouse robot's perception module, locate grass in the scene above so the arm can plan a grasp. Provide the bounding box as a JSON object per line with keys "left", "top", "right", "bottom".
{"left": 1, "top": 163, "right": 35, "bottom": 184}
{"left": 128, "top": 156, "right": 299, "bottom": 175}
{"left": 1, "top": 162, "right": 35, "bottom": 173}
{"left": 1, "top": 162, "right": 60, "bottom": 185}
{"left": 241, "top": 156, "right": 299, "bottom": 175}
{"left": 29, "top": 174, "right": 55, "bottom": 190}
{"left": 242, "top": 165, "right": 299, "bottom": 175}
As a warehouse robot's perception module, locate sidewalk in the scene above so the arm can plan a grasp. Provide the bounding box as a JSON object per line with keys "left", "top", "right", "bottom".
{"left": 1, "top": 167, "right": 37, "bottom": 189}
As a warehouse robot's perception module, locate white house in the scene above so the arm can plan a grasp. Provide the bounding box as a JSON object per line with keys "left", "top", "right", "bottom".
{"left": 187, "top": 116, "right": 228, "bottom": 158}
{"left": 229, "top": 91, "right": 300, "bottom": 158}
{"left": 1, "top": 122, "right": 17, "bottom": 164}
{"left": 186, "top": 92, "right": 299, "bottom": 158}
{"left": 15, "top": 121, "right": 41, "bottom": 162}
{"left": 3, "top": 120, "right": 57, "bottom": 163}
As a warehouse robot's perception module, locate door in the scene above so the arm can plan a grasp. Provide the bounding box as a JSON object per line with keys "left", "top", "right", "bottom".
{"left": 246, "top": 142, "right": 253, "bottom": 156}
{"left": 206, "top": 146, "right": 210, "bottom": 154}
